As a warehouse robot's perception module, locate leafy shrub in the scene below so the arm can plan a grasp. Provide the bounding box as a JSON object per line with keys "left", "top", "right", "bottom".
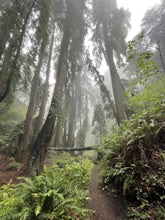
{"left": 7, "top": 161, "right": 22, "bottom": 171}
{"left": 100, "top": 79, "right": 165, "bottom": 219}
{"left": 0, "top": 100, "right": 26, "bottom": 153}
{"left": 0, "top": 154, "right": 93, "bottom": 220}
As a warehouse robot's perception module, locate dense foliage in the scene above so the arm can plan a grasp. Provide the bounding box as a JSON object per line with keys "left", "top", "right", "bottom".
{"left": 100, "top": 78, "right": 165, "bottom": 219}
{"left": 0, "top": 100, "right": 26, "bottom": 152}
{"left": 0, "top": 153, "right": 93, "bottom": 220}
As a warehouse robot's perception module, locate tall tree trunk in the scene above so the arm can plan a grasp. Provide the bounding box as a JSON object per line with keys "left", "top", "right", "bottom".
{"left": 29, "top": 22, "right": 70, "bottom": 173}
{"left": 35, "top": 26, "right": 55, "bottom": 134}
{"left": 16, "top": 47, "right": 45, "bottom": 162}
{"left": 109, "top": 51, "right": 127, "bottom": 122}
{"left": 0, "top": 79, "right": 10, "bottom": 102}
{"left": 67, "top": 84, "right": 77, "bottom": 148}
{"left": 103, "top": 27, "right": 127, "bottom": 124}
{"left": 63, "top": 121, "right": 67, "bottom": 148}
{"left": 54, "top": 117, "right": 62, "bottom": 148}
{"left": 0, "top": 0, "right": 36, "bottom": 102}
{"left": 62, "top": 83, "right": 70, "bottom": 148}
{"left": 0, "top": 31, "right": 8, "bottom": 60}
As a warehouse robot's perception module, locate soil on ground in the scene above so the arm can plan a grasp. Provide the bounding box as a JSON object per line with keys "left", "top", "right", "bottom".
{"left": 87, "top": 165, "right": 127, "bottom": 220}
{"left": 0, "top": 154, "right": 127, "bottom": 220}
{"left": 0, "top": 154, "right": 24, "bottom": 186}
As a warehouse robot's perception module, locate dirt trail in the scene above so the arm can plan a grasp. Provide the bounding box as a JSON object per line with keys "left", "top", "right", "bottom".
{"left": 0, "top": 154, "right": 127, "bottom": 219}
{"left": 87, "top": 165, "right": 127, "bottom": 220}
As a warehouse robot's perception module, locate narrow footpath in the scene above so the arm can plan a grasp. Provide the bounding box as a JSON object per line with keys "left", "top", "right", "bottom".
{"left": 87, "top": 165, "right": 127, "bottom": 220}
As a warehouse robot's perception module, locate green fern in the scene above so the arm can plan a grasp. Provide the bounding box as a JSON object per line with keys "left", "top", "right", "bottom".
{"left": 0, "top": 155, "right": 93, "bottom": 220}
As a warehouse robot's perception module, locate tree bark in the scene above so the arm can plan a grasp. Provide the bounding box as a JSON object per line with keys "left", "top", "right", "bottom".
{"left": 67, "top": 84, "right": 77, "bottom": 148}
{"left": 29, "top": 21, "right": 71, "bottom": 173}
{"left": 0, "top": 79, "right": 10, "bottom": 102}
{"left": 108, "top": 51, "right": 127, "bottom": 123}
{"left": 54, "top": 117, "right": 62, "bottom": 148}
{"left": 62, "top": 84, "right": 69, "bottom": 147}
{"left": 16, "top": 46, "right": 45, "bottom": 162}
{"left": 63, "top": 118, "right": 67, "bottom": 148}
{"left": 103, "top": 27, "right": 127, "bottom": 123}
{"left": 0, "top": 31, "right": 8, "bottom": 60}
{"left": 35, "top": 26, "right": 55, "bottom": 134}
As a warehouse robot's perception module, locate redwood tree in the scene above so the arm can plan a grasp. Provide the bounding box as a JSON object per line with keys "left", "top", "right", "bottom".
{"left": 92, "top": 0, "right": 131, "bottom": 123}
{"left": 16, "top": 0, "right": 50, "bottom": 162}
{"left": 0, "top": 0, "right": 36, "bottom": 102}
{"left": 35, "top": 25, "right": 55, "bottom": 134}
{"left": 30, "top": 0, "right": 88, "bottom": 173}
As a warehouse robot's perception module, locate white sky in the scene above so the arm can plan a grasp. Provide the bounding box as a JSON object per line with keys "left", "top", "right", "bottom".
{"left": 117, "top": 0, "right": 161, "bottom": 40}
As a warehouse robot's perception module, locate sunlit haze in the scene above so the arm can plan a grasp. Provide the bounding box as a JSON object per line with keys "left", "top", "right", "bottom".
{"left": 117, "top": 0, "right": 161, "bottom": 40}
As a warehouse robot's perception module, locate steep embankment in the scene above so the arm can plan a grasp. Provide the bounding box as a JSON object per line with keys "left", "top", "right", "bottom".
{"left": 99, "top": 111, "right": 165, "bottom": 218}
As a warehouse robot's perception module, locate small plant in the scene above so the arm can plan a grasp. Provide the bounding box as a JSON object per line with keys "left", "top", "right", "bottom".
{"left": 7, "top": 161, "right": 22, "bottom": 171}
{"left": 100, "top": 78, "right": 165, "bottom": 219}
{"left": 0, "top": 154, "right": 93, "bottom": 220}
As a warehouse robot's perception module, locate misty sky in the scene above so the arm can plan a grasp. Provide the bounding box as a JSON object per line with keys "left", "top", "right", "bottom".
{"left": 117, "top": 0, "right": 161, "bottom": 40}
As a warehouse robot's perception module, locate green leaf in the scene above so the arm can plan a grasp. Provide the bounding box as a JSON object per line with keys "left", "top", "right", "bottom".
{"left": 35, "top": 204, "right": 42, "bottom": 216}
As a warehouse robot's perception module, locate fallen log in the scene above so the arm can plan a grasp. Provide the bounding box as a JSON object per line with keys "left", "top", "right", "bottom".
{"left": 48, "top": 146, "right": 98, "bottom": 151}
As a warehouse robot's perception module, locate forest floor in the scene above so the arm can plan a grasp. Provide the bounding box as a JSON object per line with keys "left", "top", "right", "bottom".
{"left": 0, "top": 154, "right": 24, "bottom": 186}
{"left": 87, "top": 165, "right": 127, "bottom": 220}
{"left": 0, "top": 154, "right": 127, "bottom": 220}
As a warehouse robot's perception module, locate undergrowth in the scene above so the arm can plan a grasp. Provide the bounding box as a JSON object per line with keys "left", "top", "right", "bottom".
{"left": 0, "top": 153, "right": 93, "bottom": 220}
{"left": 100, "top": 79, "right": 165, "bottom": 219}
